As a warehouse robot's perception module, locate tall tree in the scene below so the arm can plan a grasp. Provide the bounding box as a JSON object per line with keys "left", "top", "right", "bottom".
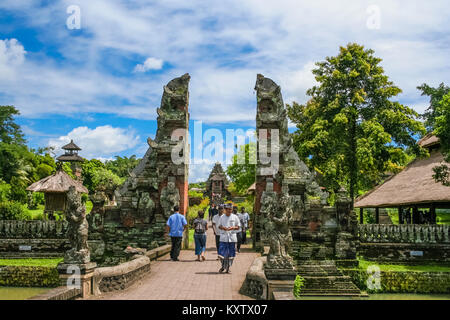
{"left": 419, "top": 84, "right": 450, "bottom": 186}
{"left": 226, "top": 143, "right": 256, "bottom": 194}
{"left": 105, "top": 155, "right": 140, "bottom": 178}
{"left": 417, "top": 83, "right": 450, "bottom": 131}
{"left": 0, "top": 106, "right": 25, "bottom": 145}
{"left": 287, "top": 43, "right": 426, "bottom": 205}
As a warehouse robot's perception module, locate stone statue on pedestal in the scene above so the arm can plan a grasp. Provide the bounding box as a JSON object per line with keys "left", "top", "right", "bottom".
{"left": 64, "top": 186, "right": 90, "bottom": 264}
{"left": 262, "top": 182, "right": 296, "bottom": 279}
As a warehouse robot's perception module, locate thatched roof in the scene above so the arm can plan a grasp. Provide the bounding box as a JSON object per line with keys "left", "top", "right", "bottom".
{"left": 56, "top": 154, "right": 84, "bottom": 162}
{"left": 62, "top": 140, "right": 81, "bottom": 151}
{"left": 355, "top": 149, "right": 450, "bottom": 208}
{"left": 27, "top": 170, "right": 88, "bottom": 194}
{"left": 418, "top": 133, "right": 440, "bottom": 149}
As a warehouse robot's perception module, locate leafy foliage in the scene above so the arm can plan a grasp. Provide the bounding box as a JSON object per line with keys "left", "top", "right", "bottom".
{"left": 287, "top": 43, "right": 426, "bottom": 202}
{"left": 0, "top": 201, "right": 27, "bottom": 220}
{"left": 293, "top": 275, "right": 306, "bottom": 299}
{"left": 105, "top": 155, "right": 140, "bottom": 178}
{"left": 226, "top": 143, "right": 256, "bottom": 194}
{"left": 418, "top": 85, "right": 450, "bottom": 186}
{"left": 0, "top": 106, "right": 26, "bottom": 145}
{"left": 91, "top": 167, "right": 124, "bottom": 191}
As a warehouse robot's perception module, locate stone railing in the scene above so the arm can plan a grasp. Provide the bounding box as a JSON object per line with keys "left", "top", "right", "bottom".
{"left": 0, "top": 220, "right": 68, "bottom": 239}
{"left": 358, "top": 224, "right": 450, "bottom": 244}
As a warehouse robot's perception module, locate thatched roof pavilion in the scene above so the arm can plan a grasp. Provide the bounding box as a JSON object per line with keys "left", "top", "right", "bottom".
{"left": 27, "top": 170, "right": 88, "bottom": 194}
{"left": 27, "top": 170, "right": 88, "bottom": 215}
{"left": 355, "top": 134, "right": 450, "bottom": 224}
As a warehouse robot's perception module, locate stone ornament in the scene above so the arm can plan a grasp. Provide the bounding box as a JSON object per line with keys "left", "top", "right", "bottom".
{"left": 64, "top": 186, "right": 90, "bottom": 264}
{"left": 160, "top": 177, "right": 180, "bottom": 219}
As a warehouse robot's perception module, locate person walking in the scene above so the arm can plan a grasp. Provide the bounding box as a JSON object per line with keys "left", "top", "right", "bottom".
{"left": 212, "top": 204, "right": 224, "bottom": 258}
{"left": 193, "top": 210, "right": 208, "bottom": 261}
{"left": 238, "top": 207, "right": 250, "bottom": 245}
{"left": 166, "top": 205, "right": 187, "bottom": 261}
{"left": 217, "top": 203, "right": 241, "bottom": 273}
{"left": 233, "top": 206, "right": 243, "bottom": 253}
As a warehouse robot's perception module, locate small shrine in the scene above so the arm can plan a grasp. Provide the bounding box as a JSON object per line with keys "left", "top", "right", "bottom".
{"left": 205, "top": 162, "right": 230, "bottom": 205}
{"left": 26, "top": 170, "right": 88, "bottom": 219}
{"left": 56, "top": 139, "right": 84, "bottom": 179}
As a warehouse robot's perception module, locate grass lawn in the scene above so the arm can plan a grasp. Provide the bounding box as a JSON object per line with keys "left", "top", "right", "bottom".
{"left": 0, "top": 258, "right": 63, "bottom": 267}
{"left": 357, "top": 258, "right": 450, "bottom": 273}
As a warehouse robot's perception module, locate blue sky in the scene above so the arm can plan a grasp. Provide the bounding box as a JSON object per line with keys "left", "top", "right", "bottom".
{"left": 0, "top": 0, "right": 449, "bottom": 182}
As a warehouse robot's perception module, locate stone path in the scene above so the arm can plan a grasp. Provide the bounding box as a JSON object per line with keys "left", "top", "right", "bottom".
{"left": 94, "top": 222, "right": 259, "bottom": 300}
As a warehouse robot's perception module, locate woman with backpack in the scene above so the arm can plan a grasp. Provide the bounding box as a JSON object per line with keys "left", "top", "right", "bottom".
{"left": 193, "top": 210, "right": 208, "bottom": 261}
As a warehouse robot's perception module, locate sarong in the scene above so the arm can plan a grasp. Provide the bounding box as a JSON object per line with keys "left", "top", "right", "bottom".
{"left": 218, "top": 241, "right": 236, "bottom": 269}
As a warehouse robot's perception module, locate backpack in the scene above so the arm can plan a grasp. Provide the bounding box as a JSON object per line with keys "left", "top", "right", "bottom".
{"left": 194, "top": 218, "right": 206, "bottom": 234}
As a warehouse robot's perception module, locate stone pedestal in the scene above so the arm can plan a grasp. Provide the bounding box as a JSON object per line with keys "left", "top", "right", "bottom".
{"left": 57, "top": 262, "right": 97, "bottom": 298}
{"left": 264, "top": 267, "right": 297, "bottom": 281}
{"left": 267, "top": 279, "right": 295, "bottom": 300}
{"left": 264, "top": 266, "right": 297, "bottom": 300}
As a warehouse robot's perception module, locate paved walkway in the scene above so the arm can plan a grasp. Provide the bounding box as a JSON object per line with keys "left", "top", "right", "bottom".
{"left": 94, "top": 222, "right": 259, "bottom": 300}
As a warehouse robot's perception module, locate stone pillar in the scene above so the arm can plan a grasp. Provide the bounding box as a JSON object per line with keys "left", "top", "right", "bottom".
{"left": 57, "top": 262, "right": 97, "bottom": 298}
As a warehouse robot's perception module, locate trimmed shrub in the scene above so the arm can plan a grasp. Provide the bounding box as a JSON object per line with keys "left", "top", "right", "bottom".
{"left": 0, "top": 201, "right": 27, "bottom": 220}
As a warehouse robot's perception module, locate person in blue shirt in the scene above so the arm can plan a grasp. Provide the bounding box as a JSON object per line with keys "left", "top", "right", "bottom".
{"left": 166, "top": 205, "right": 187, "bottom": 261}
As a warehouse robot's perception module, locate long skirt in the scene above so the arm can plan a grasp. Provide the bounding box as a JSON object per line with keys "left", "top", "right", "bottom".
{"left": 218, "top": 241, "right": 236, "bottom": 269}
{"left": 194, "top": 233, "right": 207, "bottom": 255}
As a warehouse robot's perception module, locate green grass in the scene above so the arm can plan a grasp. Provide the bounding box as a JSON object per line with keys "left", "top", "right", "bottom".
{"left": 357, "top": 258, "right": 450, "bottom": 273}
{"left": 23, "top": 200, "right": 93, "bottom": 221}
{"left": 26, "top": 204, "right": 45, "bottom": 220}
{"left": 0, "top": 258, "right": 63, "bottom": 267}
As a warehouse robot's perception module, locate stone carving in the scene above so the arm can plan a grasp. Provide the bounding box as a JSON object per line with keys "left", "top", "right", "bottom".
{"left": 0, "top": 220, "right": 68, "bottom": 239}
{"left": 160, "top": 177, "right": 180, "bottom": 219}
{"left": 64, "top": 186, "right": 90, "bottom": 264}
{"left": 263, "top": 184, "right": 294, "bottom": 270}
{"left": 358, "top": 224, "right": 450, "bottom": 244}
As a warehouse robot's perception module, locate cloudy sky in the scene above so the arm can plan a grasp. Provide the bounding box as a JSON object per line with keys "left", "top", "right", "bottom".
{"left": 0, "top": 0, "right": 449, "bottom": 182}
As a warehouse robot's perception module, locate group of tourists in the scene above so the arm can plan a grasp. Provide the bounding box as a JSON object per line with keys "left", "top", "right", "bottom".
{"left": 165, "top": 203, "right": 250, "bottom": 274}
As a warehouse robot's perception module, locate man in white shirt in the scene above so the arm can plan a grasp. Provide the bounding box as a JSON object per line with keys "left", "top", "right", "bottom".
{"left": 238, "top": 207, "right": 250, "bottom": 245}
{"left": 217, "top": 203, "right": 241, "bottom": 273}
{"left": 212, "top": 204, "right": 224, "bottom": 256}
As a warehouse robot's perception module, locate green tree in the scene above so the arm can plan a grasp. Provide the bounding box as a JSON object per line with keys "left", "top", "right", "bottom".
{"left": 418, "top": 83, "right": 450, "bottom": 186}
{"left": 287, "top": 43, "right": 426, "bottom": 205}
{"left": 417, "top": 83, "right": 450, "bottom": 131}
{"left": 81, "top": 159, "right": 106, "bottom": 193}
{"left": 105, "top": 155, "right": 140, "bottom": 178}
{"left": 226, "top": 143, "right": 256, "bottom": 194}
{"left": 91, "top": 167, "right": 124, "bottom": 191}
{"left": 0, "top": 106, "right": 25, "bottom": 145}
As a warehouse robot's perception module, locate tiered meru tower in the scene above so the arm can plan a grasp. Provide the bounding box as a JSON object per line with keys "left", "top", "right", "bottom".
{"left": 97, "top": 74, "right": 190, "bottom": 265}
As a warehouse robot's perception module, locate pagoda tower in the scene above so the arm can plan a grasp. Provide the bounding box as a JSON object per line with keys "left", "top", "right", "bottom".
{"left": 56, "top": 139, "right": 84, "bottom": 180}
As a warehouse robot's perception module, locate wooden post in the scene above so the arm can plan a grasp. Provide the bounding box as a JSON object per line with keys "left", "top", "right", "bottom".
{"left": 375, "top": 207, "right": 380, "bottom": 224}
{"left": 430, "top": 204, "right": 436, "bottom": 224}
{"left": 359, "top": 208, "right": 364, "bottom": 224}
{"left": 398, "top": 206, "right": 403, "bottom": 225}
{"left": 413, "top": 206, "right": 419, "bottom": 224}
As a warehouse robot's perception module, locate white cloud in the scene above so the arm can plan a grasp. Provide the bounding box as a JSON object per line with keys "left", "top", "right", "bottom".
{"left": 133, "top": 57, "right": 164, "bottom": 73}
{"left": 0, "top": 38, "right": 26, "bottom": 80}
{"left": 0, "top": 0, "right": 449, "bottom": 123}
{"left": 48, "top": 125, "right": 140, "bottom": 159}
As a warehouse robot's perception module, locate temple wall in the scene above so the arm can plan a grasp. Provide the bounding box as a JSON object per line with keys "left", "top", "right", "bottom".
{"left": 342, "top": 269, "right": 450, "bottom": 293}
